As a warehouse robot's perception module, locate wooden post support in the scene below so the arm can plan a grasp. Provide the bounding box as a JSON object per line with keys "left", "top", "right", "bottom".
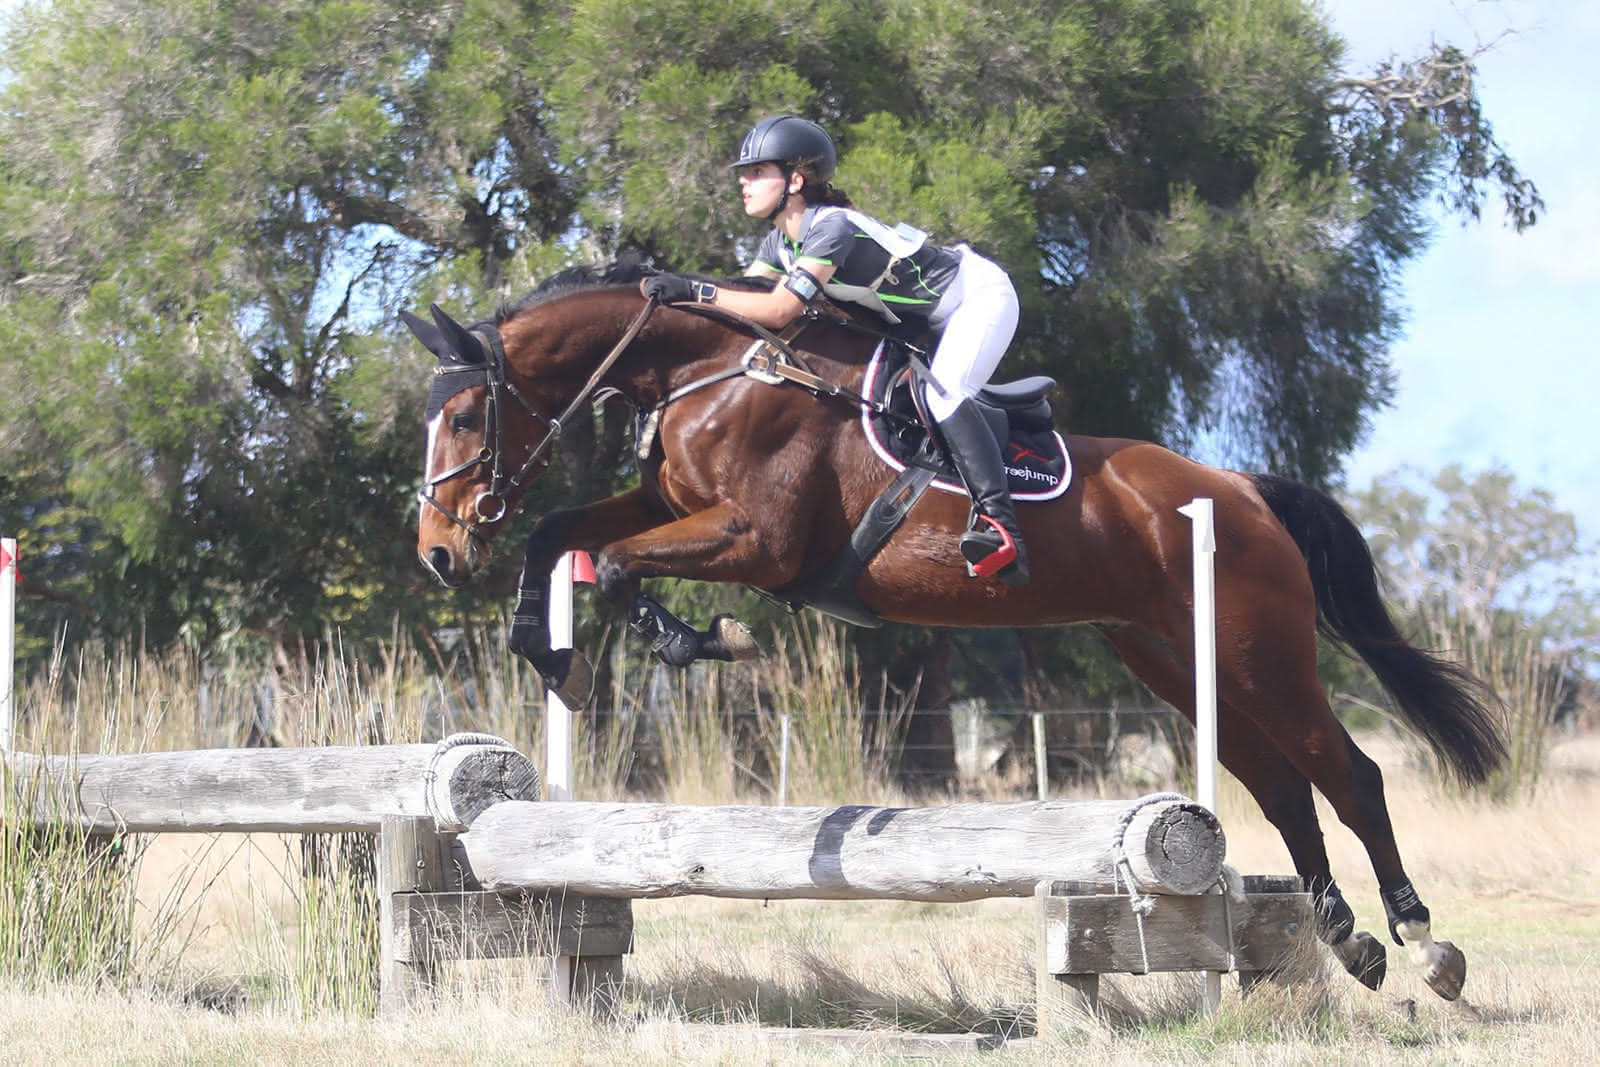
{"left": 385, "top": 885, "right": 632, "bottom": 1017}
{"left": 549, "top": 933, "right": 628, "bottom": 1017}
{"left": 379, "top": 814, "right": 455, "bottom": 1013}
{"left": 1231, "top": 875, "right": 1318, "bottom": 993}
{"left": 382, "top": 832, "right": 633, "bottom": 1018}
{"left": 1035, "top": 880, "right": 1098, "bottom": 1032}
{"left": 1034, "top": 875, "right": 1315, "bottom": 1032}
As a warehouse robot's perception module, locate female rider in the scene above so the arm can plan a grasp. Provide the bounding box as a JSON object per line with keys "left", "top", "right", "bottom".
{"left": 640, "top": 115, "right": 1028, "bottom": 586}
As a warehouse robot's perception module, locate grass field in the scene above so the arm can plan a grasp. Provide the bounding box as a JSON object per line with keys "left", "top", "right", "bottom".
{"left": 3, "top": 729, "right": 1596, "bottom": 1065}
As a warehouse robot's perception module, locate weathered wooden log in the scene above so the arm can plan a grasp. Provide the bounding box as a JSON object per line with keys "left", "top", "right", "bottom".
{"left": 458, "top": 795, "right": 1225, "bottom": 901}
{"left": 4, "top": 734, "right": 540, "bottom": 834}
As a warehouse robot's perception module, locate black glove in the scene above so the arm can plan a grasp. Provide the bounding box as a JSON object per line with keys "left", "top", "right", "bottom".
{"left": 641, "top": 274, "right": 715, "bottom": 304}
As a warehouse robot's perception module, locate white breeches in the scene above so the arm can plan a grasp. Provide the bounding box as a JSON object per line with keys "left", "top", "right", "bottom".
{"left": 925, "top": 247, "right": 1020, "bottom": 422}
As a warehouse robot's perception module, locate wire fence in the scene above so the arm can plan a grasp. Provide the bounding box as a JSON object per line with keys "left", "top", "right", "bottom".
{"left": 617, "top": 703, "right": 1188, "bottom": 801}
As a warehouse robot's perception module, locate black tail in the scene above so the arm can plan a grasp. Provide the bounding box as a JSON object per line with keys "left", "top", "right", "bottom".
{"left": 1249, "top": 474, "right": 1507, "bottom": 784}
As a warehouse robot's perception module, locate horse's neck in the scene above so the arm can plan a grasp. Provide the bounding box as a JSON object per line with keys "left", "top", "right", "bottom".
{"left": 630, "top": 315, "right": 752, "bottom": 401}
{"left": 510, "top": 291, "right": 875, "bottom": 404}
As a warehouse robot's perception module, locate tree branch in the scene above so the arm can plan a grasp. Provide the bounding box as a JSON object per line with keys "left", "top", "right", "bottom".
{"left": 319, "top": 189, "right": 453, "bottom": 250}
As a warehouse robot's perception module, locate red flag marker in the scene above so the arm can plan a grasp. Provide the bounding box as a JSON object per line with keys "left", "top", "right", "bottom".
{"left": 571, "top": 551, "right": 596, "bottom": 585}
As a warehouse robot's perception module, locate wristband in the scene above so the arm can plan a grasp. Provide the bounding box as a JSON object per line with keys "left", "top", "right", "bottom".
{"left": 784, "top": 267, "right": 823, "bottom": 304}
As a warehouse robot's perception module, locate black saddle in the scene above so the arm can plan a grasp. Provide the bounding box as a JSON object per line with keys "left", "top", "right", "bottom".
{"left": 864, "top": 343, "right": 1069, "bottom": 499}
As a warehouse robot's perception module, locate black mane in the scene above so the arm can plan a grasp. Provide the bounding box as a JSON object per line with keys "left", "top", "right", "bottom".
{"left": 493, "top": 260, "right": 776, "bottom": 324}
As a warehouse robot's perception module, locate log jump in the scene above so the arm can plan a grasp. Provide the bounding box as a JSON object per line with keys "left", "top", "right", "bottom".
{"left": 430, "top": 789, "right": 1308, "bottom": 1029}
{"left": 456, "top": 793, "right": 1226, "bottom": 900}
{"left": 5, "top": 737, "right": 1310, "bottom": 1029}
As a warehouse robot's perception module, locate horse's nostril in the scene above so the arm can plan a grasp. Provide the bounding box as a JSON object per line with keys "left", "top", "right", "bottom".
{"left": 428, "top": 546, "right": 453, "bottom": 581}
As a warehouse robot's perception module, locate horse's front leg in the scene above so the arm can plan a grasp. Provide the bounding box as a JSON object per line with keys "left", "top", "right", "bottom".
{"left": 593, "top": 503, "right": 781, "bottom": 669}
{"left": 509, "top": 487, "right": 674, "bottom": 705}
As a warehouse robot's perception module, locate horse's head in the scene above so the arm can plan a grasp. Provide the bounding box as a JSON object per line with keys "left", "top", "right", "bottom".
{"left": 403, "top": 303, "right": 556, "bottom": 587}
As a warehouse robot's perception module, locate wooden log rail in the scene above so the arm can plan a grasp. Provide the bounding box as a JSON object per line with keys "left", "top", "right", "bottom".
{"left": 2, "top": 735, "right": 540, "bottom": 834}
{"left": 457, "top": 794, "right": 1226, "bottom": 901}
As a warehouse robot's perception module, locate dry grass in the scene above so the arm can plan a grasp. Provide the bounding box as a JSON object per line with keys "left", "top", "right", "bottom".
{"left": 5, "top": 729, "right": 1599, "bottom": 1062}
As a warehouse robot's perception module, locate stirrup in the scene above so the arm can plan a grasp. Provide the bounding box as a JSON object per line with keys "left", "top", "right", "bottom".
{"left": 960, "top": 515, "right": 1019, "bottom": 579}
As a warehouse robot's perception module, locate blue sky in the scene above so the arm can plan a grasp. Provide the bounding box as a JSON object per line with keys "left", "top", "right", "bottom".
{"left": 1322, "top": 0, "right": 1599, "bottom": 547}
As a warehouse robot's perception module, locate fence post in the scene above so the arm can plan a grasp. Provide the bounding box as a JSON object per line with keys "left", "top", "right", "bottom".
{"left": 1032, "top": 712, "right": 1048, "bottom": 801}
{"left": 778, "top": 713, "right": 791, "bottom": 807}
{"left": 379, "top": 814, "right": 453, "bottom": 1013}
{"left": 1178, "top": 497, "right": 1221, "bottom": 1014}
{"left": 1, "top": 537, "right": 15, "bottom": 752}
{"left": 546, "top": 552, "right": 575, "bottom": 803}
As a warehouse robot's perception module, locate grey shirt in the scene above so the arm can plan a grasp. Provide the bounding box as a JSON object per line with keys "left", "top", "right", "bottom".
{"left": 753, "top": 206, "right": 963, "bottom": 323}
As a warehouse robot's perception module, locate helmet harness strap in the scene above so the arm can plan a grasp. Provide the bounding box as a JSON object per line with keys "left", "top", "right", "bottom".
{"left": 767, "top": 164, "right": 796, "bottom": 223}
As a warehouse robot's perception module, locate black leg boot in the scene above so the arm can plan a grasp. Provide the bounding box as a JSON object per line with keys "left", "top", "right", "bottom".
{"left": 938, "top": 399, "right": 1029, "bottom": 586}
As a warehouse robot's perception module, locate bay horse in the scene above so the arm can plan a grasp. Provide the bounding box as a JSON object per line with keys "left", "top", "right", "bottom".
{"left": 403, "top": 264, "right": 1505, "bottom": 1003}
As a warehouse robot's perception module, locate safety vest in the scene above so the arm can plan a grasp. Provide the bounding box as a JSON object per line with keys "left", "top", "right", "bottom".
{"left": 780, "top": 206, "right": 932, "bottom": 325}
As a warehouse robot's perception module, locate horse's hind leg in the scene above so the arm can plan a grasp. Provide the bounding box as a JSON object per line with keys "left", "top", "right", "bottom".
{"left": 1337, "top": 733, "right": 1469, "bottom": 999}
{"left": 1205, "top": 583, "right": 1469, "bottom": 1000}
{"left": 1100, "top": 624, "right": 1388, "bottom": 990}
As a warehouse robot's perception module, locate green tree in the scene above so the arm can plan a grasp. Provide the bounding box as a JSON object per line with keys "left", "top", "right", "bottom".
{"left": 1339, "top": 466, "right": 1595, "bottom": 796}
{"left": 0, "top": 0, "right": 589, "bottom": 652}
{"left": 0, "top": 0, "right": 1539, "bottom": 685}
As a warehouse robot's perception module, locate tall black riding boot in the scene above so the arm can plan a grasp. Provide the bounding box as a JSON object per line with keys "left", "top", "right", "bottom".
{"left": 938, "top": 399, "right": 1029, "bottom": 586}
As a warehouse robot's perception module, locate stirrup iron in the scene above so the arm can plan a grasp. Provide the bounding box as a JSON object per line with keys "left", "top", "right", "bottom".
{"left": 961, "top": 514, "right": 1020, "bottom": 579}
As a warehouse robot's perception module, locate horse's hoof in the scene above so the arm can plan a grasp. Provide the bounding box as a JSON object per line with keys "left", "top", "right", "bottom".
{"left": 546, "top": 649, "right": 595, "bottom": 709}
{"left": 709, "top": 615, "right": 761, "bottom": 661}
{"left": 1333, "top": 930, "right": 1388, "bottom": 990}
{"left": 1424, "top": 940, "right": 1466, "bottom": 1002}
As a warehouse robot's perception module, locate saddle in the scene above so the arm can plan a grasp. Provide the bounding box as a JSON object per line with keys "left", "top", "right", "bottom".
{"left": 860, "top": 343, "right": 1071, "bottom": 501}
{"left": 767, "top": 341, "right": 1072, "bottom": 627}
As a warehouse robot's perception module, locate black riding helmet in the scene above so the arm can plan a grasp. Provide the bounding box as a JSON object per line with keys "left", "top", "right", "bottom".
{"left": 730, "top": 115, "right": 837, "bottom": 179}
{"left": 730, "top": 115, "right": 837, "bottom": 183}
{"left": 730, "top": 116, "right": 837, "bottom": 222}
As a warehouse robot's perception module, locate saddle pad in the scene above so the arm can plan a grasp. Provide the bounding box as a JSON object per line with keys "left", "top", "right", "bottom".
{"left": 859, "top": 343, "right": 1072, "bottom": 502}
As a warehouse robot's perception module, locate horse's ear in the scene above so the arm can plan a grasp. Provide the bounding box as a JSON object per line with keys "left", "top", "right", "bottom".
{"left": 430, "top": 303, "right": 487, "bottom": 365}
{"left": 400, "top": 309, "right": 448, "bottom": 360}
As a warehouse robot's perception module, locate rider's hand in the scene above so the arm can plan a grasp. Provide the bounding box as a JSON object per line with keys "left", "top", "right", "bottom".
{"left": 641, "top": 274, "right": 715, "bottom": 304}
{"left": 641, "top": 274, "right": 693, "bottom": 304}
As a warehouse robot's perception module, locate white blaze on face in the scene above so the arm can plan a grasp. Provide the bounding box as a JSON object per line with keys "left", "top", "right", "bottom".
{"left": 425, "top": 410, "right": 444, "bottom": 485}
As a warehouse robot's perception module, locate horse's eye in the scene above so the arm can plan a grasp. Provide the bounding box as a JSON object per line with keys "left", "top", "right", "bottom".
{"left": 450, "top": 412, "right": 479, "bottom": 434}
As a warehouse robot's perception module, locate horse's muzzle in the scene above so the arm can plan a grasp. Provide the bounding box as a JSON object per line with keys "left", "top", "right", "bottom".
{"left": 423, "top": 545, "right": 466, "bottom": 587}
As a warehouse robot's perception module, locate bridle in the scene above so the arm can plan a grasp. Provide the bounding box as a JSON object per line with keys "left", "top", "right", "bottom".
{"left": 419, "top": 299, "right": 660, "bottom": 543}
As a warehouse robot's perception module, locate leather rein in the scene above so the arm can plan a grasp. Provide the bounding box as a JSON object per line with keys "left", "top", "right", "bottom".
{"left": 420, "top": 292, "right": 914, "bottom": 542}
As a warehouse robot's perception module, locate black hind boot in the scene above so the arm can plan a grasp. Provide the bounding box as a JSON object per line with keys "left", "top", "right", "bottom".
{"left": 939, "top": 399, "right": 1029, "bottom": 586}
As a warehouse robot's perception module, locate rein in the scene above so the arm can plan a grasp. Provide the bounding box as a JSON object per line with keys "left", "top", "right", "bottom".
{"left": 419, "top": 298, "right": 659, "bottom": 542}
{"left": 633, "top": 302, "right": 919, "bottom": 460}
